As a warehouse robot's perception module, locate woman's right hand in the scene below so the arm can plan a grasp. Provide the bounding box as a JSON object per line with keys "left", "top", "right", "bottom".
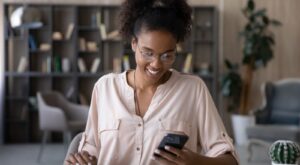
{"left": 65, "top": 151, "right": 97, "bottom": 165}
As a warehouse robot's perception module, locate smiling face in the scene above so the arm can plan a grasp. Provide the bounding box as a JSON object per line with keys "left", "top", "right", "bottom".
{"left": 132, "top": 29, "right": 177, "bottom": 86}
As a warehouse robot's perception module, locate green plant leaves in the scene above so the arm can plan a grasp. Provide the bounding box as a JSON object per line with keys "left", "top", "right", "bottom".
{"left": 247, "top": 0, "right": 255, "bottom": 11}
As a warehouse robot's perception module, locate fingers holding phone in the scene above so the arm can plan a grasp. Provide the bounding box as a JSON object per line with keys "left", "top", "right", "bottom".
{"left": 152, "top": 133, "right": 189, "bottom": 164}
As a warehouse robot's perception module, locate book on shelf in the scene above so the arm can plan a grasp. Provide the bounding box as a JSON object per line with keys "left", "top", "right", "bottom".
{"left": 182, "top": 53, "right": 193, "bottom": 73}
{"left": 65, "top": 23, "right": 75, "bottom": 40}
{"left": 78, "top": 58, "right": 87, "bottom": 73}
{"left": 123, "top": 55, "right": 130, "bottom": 71}
{"left": 79, "top": 38, "right": 86, "bottom": 51}
{"left": 46, "top": 56, "right": 51, "bottom": 73}
{"left": 54, "top": 56, "right": 62, "bottom": 72}
{"left": 17, "top": 56, "right": 28, "bottom": 73}
{"left": 96, "top": 12, "right": 107, "bottom": 40}
{"left": 62, "top": 58, "right": 71, "bottom": 73}
{"left": 29, "top": 34, "right": 37, "bottom": 51}
{"left": 90, "top": 58, "right": 101, "bottom": 73}
{"left": 99, "top": 24, "right": 107, "bottom": 40}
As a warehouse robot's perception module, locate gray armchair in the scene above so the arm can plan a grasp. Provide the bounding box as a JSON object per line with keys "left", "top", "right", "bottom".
{"left": 255, "top": 79, "right": 300, "bottom": 125}
{"left": 37, "top": 91, "right": 89, "bottom": 162}
{"left": 246, "top": 79, "right": 300, "bottom": 162}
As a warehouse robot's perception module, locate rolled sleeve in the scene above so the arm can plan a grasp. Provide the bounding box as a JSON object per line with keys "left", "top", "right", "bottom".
{"left": 205, "top": 131, "right": 239, "bottom": 162}
{"left": 77, "top": 84, "right": 100, "bottom": 158}
{"left": 197, "top": 82, "right": 239, "bottom": 163}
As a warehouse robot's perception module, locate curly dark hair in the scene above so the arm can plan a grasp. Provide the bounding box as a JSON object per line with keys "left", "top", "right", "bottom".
{"left": 119, "top": 0, "right": 192, "bottom": 42}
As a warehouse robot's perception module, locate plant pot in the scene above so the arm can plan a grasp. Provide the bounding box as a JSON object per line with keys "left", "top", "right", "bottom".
{"left": 272, "top": 162, "right": 297, "bottom": 165}
{"left": 231, "top": 114, "right": 255, "bottom": 146}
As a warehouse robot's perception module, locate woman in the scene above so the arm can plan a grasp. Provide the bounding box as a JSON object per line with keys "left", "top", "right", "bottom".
{"left": 65, "top": 0, "right": 238, "bottom": 164}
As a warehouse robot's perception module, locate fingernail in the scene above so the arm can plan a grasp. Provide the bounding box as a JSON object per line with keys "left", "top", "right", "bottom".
{"left": 165, "top": 146, "right": 171, "bottom": 150}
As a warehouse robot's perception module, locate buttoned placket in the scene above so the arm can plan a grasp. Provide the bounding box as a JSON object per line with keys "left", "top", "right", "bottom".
{"left": 134, "top": 116, "right": 144, "bottom": 164}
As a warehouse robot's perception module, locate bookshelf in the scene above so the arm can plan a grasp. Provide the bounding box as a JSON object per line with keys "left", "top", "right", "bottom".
{"left": 3, "top": 4, "right": 218, "bottom": 143}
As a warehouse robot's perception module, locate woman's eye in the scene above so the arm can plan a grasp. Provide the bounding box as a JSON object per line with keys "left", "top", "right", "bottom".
{"left": 143, "top": 52, "right": 153, "bottom": 57}
{"left": 161, "top": 54, "right": 172, "bottom": 60}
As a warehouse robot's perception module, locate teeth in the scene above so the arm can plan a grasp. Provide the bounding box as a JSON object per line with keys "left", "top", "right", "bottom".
{"left": 148, "top": 69, "right": 159, "bottom": 75}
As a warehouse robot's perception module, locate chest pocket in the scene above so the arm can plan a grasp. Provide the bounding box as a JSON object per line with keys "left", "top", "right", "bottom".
{"left": 98, "top": 119, "right": 120, "bottom": 146}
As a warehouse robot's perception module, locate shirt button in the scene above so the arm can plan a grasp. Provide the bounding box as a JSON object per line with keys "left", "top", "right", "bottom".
{"left": 138, "top": 123, "right": 142, "bottom": 127}
{"left": 136, "top": 147, "right": 140, "bottom": 151}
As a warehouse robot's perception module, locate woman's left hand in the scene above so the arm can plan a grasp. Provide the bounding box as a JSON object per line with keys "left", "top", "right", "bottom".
{"left": 152, "top": 146, "right": 201, "bottom": 165}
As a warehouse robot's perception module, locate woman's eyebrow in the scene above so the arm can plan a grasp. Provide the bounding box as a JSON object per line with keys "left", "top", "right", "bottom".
{"left": 141, "top": 45, "right": 176, "bottom": 53}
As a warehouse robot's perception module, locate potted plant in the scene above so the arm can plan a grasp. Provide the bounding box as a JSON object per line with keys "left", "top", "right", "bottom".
{"left": 221, "top": 0, "right": 281, "bottom": 145}
{"left": 269, "top": 140, "right": 300, "bottom": 165}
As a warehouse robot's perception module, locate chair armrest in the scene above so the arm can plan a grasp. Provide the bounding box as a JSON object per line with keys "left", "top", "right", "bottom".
{"left": 39, "top": 105, "right": 68, "bottom": 131}
{"left": 65, "top": 102, "right": 89, "bottom": 122}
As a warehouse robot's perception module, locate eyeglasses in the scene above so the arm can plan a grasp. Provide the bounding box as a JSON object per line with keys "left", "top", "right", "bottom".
{"left": 136, "top": 43, "right": 176, "bottom": 64}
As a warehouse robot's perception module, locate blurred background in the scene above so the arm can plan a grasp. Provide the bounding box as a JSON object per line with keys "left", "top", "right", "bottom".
{"left": 1, "top": 0, "right": 300, "bottom": 164}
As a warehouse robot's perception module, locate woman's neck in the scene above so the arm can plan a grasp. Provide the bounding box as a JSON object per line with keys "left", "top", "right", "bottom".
{"left": 134, "top": 69, "right": 171, "bottom": 91}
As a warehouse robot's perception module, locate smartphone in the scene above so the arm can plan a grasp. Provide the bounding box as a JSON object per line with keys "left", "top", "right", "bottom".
{"left": 154, "top": 133, "right": 189, "bottom": 157}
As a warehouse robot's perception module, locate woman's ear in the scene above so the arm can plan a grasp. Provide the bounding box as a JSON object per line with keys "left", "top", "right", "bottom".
{"left": 131, "top": 37, "right": 137, "bottom": 52}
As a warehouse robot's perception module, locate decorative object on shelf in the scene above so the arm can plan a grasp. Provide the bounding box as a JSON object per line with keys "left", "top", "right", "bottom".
{"left": 10, "top": 6, "right": 43, "bottom": 29}
{"left": 269, "top": 140, "right": 300, "bottom": 165}
{"left": 86, "top": 41, "right": 98, "bottom": 52}
{"left": 62, "top": 58, "right": 71, "bottom": 73}
{"left": 52, "top": 31, "right": 63, "bottom": 40}
{"left": 182, "top": 53, "right": 192, "bottom": 73}
{"left": 39, "top": 43, "right": 51, "bottom": 51}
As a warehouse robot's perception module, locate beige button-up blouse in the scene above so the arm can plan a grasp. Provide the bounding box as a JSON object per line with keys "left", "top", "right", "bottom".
{"left": 78, "top": 69, "right": 238, "bottom": 164}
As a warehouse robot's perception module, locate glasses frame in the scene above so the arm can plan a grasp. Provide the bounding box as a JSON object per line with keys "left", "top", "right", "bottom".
{"left": 135, "top": 40, "right": 177, "bottom": 65}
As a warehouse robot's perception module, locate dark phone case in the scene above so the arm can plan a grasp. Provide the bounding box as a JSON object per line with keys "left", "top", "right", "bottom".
{"left": 154, "top": 133, "right": 189, "bottom": 157}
